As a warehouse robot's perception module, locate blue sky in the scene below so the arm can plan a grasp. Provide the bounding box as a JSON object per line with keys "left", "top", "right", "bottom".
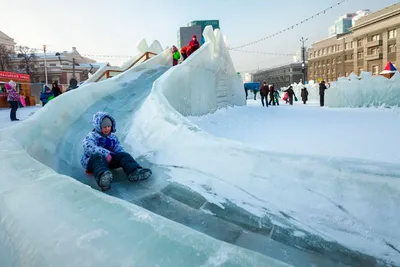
{"left": 2, "top": 0, "right": 398, "bottom": 72}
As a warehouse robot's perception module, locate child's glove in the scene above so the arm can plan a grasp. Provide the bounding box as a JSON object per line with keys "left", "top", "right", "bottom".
{"left": 106, "top": 154, "right": 112, "bottom": 163}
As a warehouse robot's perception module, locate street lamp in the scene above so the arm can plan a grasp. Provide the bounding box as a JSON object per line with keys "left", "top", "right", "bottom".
{"left": 43, "top": 44, "right": 48, "bottom": 85}
{"left": 300, "top": 37, "right": 308, "bottom": 84}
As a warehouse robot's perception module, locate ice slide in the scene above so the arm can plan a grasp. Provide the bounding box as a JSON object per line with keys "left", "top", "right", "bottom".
{"left": 0, "top": 25, "right": 399, "bottom": 267}
{"left": 0, "top": 27, "right": 289, "bottom": 267}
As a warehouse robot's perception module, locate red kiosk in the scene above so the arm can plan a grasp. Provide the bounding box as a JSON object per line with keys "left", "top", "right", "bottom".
{"left": 0, "top": 71, "right": 36, "bottom": 108}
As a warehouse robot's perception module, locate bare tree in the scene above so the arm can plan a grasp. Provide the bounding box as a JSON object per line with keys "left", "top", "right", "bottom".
{"left": 16, "top": 46, "right": 37, "bottom": 75}
{"left": 0, "top": 44, "right": 13, "bottom": 71}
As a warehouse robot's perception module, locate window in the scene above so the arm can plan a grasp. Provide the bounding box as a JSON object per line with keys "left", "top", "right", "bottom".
{"left": 389, "top": 44, "right": 396, "bottom": 53}
{"left": 371, "top": 34, "right": 380, "bottom": 41}
{"left": 345, "top": 55, "right": 348, "bottom": 61}
{"left": 49, "top": 63, "right": 56, "bottom": 66}
{"left": 345, "top": 72, "right": 349, "bottom": 77}
{"left": 351, "top": 41, "right": 354, "bottom": 48}
{"left": 358, "top": 68, "right": 363, "bottom": 74}
{"left": 357, "top": 51, "right": 364, "bottom": 58}
{"left": 332, "top": 58, "right": 336, "bottom": 64}
{"left": 338, "top": 44, "right": 341, "bottom": 50}
{"left": 372, "top": 65, "right": 379, "bottom": 75}
{"left": 389, "top": 29, "right": 397, "bottom": 39}
{"left": 370, "top": 47, "right": 378, "bottom": 55}
{"left": 357, "top": 39, "right": 363, "bottom": 47}
{"left": 351, "top": 54, "right": 354, "bottom": 60}
{"left": 338, "top": 56, "right": 342, "bottom": 62}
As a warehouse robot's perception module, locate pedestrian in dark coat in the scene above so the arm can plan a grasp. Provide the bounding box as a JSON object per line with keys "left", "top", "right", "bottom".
{"left": 268, "top": 85, "right": 276, "bottom": 106}
{"left": 319, "top": 81, "right": 327, "bottom": 107}
{"left": 52, "top": 82, "right": 62, "bottom": 97}
{"left": 284, "top": 86, "right": 296, "bottom": 105}
{"left": 260, "top": 82, "right": 269, "bottom": 107}
{"left": 301, "top": 87, "right": 308, "bottom": 104}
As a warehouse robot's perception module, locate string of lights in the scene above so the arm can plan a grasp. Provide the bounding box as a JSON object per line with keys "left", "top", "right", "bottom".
{"left": 230, "top": 0, "right": 348, "bottom": 50}
{"left": 231, "top": 49, "right": 295, "bottom": 56}
{"left": 23, "top": 1, "right": 348, "bottom": 61}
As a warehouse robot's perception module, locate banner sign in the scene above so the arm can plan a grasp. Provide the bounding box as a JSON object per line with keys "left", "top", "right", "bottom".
{"left": 0, "top": 71, "right": 30, "bottom": 81}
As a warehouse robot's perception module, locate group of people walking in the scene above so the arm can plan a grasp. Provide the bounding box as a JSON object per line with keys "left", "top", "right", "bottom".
{"left": 245, "top": 80, "right": 329, "bottom": 108}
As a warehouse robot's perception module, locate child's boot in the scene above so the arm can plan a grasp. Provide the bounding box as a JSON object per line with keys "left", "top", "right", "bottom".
{"left": 98, "top": 170, "right": 113, "bottom": 191}
{"left": 128, "top": 168, "right": 152, "bottom": 182}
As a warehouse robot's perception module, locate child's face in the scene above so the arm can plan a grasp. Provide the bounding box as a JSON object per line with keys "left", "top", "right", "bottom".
{"left": 102, "top": 126, "right": 111, "bottom": 135}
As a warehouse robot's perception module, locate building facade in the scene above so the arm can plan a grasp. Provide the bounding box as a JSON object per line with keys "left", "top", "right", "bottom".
{"left": 0, "top": 30, "right": 16, "bottom": 51}
{"left": 11, "top": 47, "right": 100, "bottom": 85}
{"left": 308, "top": 3, "right": 400, "bottom": 82}
{"left": 252, "top": 62, "right": 308, "bottom": 89}
{"left": 177, "top": 25, "right": 202, "bottom": 48}
{"left": 188, "top": 20, "right": 220, "bottom": 44}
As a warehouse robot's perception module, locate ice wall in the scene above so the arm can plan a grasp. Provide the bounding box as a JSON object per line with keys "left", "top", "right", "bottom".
{"left": 290, "top": 71, "right": 400, "bottom": 108}
{"left": 160, "top": 25, "right": 245, "bottom": 116}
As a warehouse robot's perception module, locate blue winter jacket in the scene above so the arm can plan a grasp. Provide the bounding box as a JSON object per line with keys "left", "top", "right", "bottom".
{"left": 81, "top": 111, "right": 124, "bottom": 169}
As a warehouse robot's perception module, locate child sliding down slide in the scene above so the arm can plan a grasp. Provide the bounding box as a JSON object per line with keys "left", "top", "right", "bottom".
{"left": 81, "top": 111, "right": 152, "bottom": 191}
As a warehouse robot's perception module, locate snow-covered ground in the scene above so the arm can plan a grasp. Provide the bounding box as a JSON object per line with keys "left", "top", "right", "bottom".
{"left": 0, "top": 106, "right": 41, "bottom": 129}
{"left": 189, "top": 99, "right": 400, "bottom": 164}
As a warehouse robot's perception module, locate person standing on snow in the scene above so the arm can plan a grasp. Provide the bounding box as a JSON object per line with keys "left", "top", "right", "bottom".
{"left": 81, "top": 111, "right": 152, "bottom": 192}
{"left": 5, "top": 80, "right": 20, "bottom": 121}
{"left": 52, "top": 82, "right": 62, "bottom": 97}
{"left": 40, "top": 86, "right": 54, "bottom": 106}
{"left": 301, "top": 87, "right": 309, "bottom": 104}
{"left": 268, "top": 84, "right": 276, "bottom": 106}
{"left": 319, "top": 81, "right": 327, "bottom": 107}
{"left": 284, "top": 86, "right": 296, "bottom": 105}
{"left": 260, "top": 82, "right": 269, "bottom": 107}
{"left": 274, "top": 88, "right": 280, "bottom": 105}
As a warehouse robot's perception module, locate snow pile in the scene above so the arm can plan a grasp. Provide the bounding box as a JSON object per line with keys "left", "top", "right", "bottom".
{"left": 290, "top": 71, "right": 400, "bottom": 107}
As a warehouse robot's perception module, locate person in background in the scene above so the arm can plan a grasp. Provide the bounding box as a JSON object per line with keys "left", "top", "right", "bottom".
{"left": 274, "top": 87, "right": 280, "bottom": 106}
{"left": 52, "top": 82, "right": 62, "bottom": 97}
{"left": 40, "top": 85, "right": 54, "bottom": 106}
{"left": 66, "top": 78, "right": 79, "bottom": 92}
{"left": 180, "top": 46, "right": 188, "bottom": 61}
{"left": 244, "top": 84, "right": 248, "bottom": 100}
{"left": 319, "top": 81, "right": 327, "bottom": 107}
{"left": 268, "top": 84, "right": 276, "bottom": 106}
{"left": 5, "top": 80, "right": 20, "bottom": 121}
{"left": 171, "top": 45, "right": 180, "bottom": 66}
{"left": 187, "top": 35, "right": 200, "bottom": 57}
{"left": 260, "top": 82, "right": 269, "bottom": 107}
{"left": 284, "top": 86, "right": 296, "bottom": 105}
{"left": 301, "top": 87, "right": 309, "bottom": 104}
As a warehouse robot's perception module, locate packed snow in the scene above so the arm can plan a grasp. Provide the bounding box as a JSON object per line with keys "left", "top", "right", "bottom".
{"left": 189, "top": 100, "right": 400, "bottom": 164}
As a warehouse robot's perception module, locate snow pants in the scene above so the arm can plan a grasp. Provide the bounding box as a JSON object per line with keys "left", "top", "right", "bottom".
{"left": 8, "top": 101, "right": 18, "bottom": 121}
{"left": 87, "top": 152, "right": 141, "bottom": 182}
{"left": 261, "top": 95, "right": 268, "bottom": 107}
{"left": 320, "top": 94, "right": 325, "bottom": 107}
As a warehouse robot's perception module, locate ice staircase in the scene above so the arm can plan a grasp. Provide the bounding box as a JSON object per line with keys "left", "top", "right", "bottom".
{"left": 216, "top": 74, "right": 229, "bottom": 108}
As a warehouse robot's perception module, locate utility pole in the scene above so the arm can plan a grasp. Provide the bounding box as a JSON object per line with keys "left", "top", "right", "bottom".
{"left": 43, "top": 45, "right": 48, "bottom": 85}
{"left": 72, "top": 58, "right": 76, "bottom": 79}
{"left": 300, "top": 37, "right": 308, "bottom": 84}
